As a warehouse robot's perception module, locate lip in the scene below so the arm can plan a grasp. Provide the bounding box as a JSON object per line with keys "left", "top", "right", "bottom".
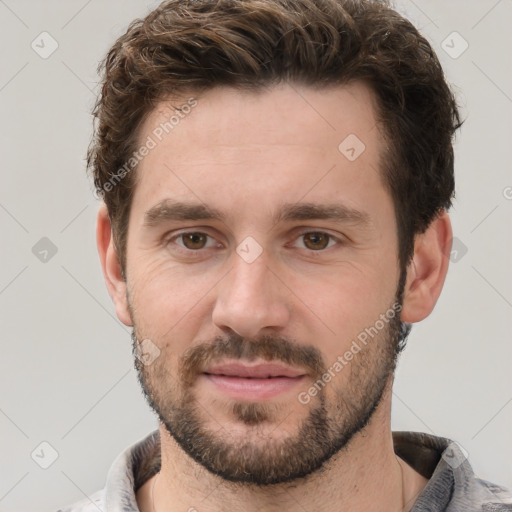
{"left": 200, "top": 361, "right": 307, "bottom": 400}
{"left": 203, "top": 361, "right": 307, "bottom": 379}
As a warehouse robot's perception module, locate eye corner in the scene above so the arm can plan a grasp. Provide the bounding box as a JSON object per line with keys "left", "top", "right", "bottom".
{"left": 291, "top": 229, "right": 343, "bottom": 252}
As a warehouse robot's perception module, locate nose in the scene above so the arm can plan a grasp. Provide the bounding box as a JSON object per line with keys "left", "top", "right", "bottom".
{"left": 212, "top": 251, "right": 291, "bottom": 339}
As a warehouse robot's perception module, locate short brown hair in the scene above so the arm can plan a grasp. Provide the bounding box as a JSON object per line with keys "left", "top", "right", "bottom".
{"left": 88, "top": 0, "right": 461, "bottom": 272}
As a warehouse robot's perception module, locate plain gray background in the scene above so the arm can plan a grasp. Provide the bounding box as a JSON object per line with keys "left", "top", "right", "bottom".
{"left": 0, "top": 0, "right": 511, "bottom": 510}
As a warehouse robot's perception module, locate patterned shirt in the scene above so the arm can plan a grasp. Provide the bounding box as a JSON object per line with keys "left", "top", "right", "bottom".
{"left": 57, "top": 430, "right": 512, "bottom": 511}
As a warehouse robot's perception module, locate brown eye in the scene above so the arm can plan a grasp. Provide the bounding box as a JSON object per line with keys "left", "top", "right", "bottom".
{"left": 181, "top": 232, "right": 208, "bottom": 250}
{"left": 302, "top": 232, "right": 331, "bottom": 250}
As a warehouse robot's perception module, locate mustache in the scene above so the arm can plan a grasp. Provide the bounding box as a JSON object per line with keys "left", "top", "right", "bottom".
{"left": 179, "top": 333, "right": 327, "bottom": 386}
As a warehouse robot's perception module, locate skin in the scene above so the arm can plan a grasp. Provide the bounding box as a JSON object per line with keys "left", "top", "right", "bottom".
{"left": 97, "top": 82, "right": 452, "bottom": 511}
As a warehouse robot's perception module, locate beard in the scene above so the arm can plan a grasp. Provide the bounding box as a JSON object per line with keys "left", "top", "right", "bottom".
{"left": 131, "top": 277, "right": 409, "bottom": 486}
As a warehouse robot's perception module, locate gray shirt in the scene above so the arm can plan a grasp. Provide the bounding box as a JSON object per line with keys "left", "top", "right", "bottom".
{"left": 57, "top": 430, "right": 512, "bottom": 511}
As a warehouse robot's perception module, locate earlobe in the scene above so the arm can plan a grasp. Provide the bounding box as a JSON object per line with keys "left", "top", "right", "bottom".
{"left": 401, "top": 211, "right": 452, "bottom": 323}
{"left": 96, "top": 204, "right": 133, "bottom": 326}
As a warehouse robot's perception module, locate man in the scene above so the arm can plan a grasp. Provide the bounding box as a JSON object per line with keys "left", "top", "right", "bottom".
{"left": 59, "top": 0, "right": 512, "bottom": 510}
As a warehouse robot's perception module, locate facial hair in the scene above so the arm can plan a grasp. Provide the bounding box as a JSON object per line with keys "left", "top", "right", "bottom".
{"left": 133, "top": 314, "right": 408, "bottom": 486}
{"left": 131, "top": 274, "right": 409, "bottom": 486}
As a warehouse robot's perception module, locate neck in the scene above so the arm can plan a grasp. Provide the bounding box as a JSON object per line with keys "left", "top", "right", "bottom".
{"left": 138, "top": 389, "right": 427, "bottom": 512}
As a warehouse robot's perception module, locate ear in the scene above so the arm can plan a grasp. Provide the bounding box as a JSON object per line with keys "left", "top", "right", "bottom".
{"left": 401, "top": 210, "right": 452, "bottom": 323}
{"left": 96, "top": 204, "right": 133, "bottom": 326}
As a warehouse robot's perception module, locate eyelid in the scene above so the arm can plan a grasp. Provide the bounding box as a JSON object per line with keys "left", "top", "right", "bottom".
{"left": 166, "top": 229, "right": 223, "bottom": 252}
{"left": 164, "top": 228, "right": 346, "bottom": 254}
{"left": 290, "top": 229, "right": 344, "bottom": 250}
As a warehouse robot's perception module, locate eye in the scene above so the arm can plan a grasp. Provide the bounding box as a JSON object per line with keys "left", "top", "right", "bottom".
{"left": 170, "top": 231, "right": 220, "bottom": 252}
{"left": 294, "top": 231, "right": 339, "bottom": 251}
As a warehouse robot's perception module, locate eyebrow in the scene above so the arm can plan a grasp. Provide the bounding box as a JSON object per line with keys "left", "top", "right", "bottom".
{"left": 144, "top": 200, "right": 224, "bottom": 226}
{"left": 143, "top": 199, "right": 372, "bottom": 228}
{"left": 273, "top": 203, "right": 371, "bottom": 227}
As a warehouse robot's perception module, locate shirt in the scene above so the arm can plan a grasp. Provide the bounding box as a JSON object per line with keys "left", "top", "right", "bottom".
{"left": 57, "top": 430, "right": 512, "bottom": 512}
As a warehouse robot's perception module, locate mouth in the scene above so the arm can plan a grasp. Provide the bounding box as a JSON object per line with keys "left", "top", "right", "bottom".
{"left": 203, "top": 361, "right": 307, "bottom": 379}
{"left": 200, "top": 361, "right": 307, "bottom": 400}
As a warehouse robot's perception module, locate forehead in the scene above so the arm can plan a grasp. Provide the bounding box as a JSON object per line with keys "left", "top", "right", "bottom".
{"left": 131, "top": 82, "right": 389, "bottom": 226}
{"left": 142, "top": 81, "right": 381, "bottom": 153}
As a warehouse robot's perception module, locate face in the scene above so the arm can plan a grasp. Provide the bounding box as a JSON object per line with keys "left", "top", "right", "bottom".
{"left": 122, "top": 82, "right": 405, "bottom": 485}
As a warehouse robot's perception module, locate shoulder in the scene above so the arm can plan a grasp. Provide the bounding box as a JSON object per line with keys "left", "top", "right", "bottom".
{"left": 447, "top": 465, "right": 512, "bottom": 511}
{"left": 393, "top": 432, "right": 512, "bottom": 511}
{"left": 475, "top": 477, "right": 512, "bottom": 510}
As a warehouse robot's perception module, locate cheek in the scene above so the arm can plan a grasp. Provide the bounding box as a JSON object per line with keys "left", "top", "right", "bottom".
{"left": 302, "top": 259, "right": 392, "bottom": 314}
{"left": 291, "top": 261, "right": 397, "bottom": 362}
{"left": 131, "top": 256, "right": 189, "bottom": 301}
{"left": 128, "top": 256, "right": 218, "bottom": 337}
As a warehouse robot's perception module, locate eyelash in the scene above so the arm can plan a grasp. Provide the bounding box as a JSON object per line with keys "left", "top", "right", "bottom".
{"left": 166, "top": 230, "right": 343, "bottom": 256}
